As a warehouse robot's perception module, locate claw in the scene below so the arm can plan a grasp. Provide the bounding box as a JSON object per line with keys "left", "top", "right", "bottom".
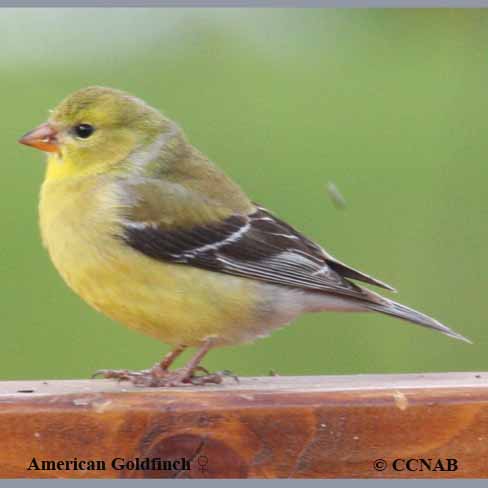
{"left": 189, "top": 373, "right": 223, "bottom": 385}
{"left": 192, "top": 366, "right": 210, "bottom": 376}
{"left": 91, "top": 369, "right": 132, "bottom": 381}
{"left": 217, "top": 370, "right": 239, "bottom": 383}
{"left": 188, "top": 369, "right": 238, "bottom": 385}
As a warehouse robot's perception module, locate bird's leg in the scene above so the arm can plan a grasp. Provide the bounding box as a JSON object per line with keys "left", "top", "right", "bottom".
{"left": 147, "top": 344, "right": 188, "bottom": 381}
{"left": 170, "top": 337, "right": 216, "bottom": 384}
{"left": 170, "top": 338, "right": 239, "bottom": 386}
{"left": 159, "top": 345, "right": 187, "bottom": 370}
{"left": 147, "top": 338, "right": 222, "bottom": 386}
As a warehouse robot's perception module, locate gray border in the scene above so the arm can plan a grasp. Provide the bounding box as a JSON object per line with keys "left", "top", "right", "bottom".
{"left": 3, "top": 1, "right": 488, "bottom": 8}
{"left": 0, "top": 478, "right": 486, "bottom": 484}
{"left": 1, "top": 3, "right": 486, "bottom": 486}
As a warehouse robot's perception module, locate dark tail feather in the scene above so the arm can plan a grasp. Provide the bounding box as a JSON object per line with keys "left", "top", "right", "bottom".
{"left": 326, "top": 259, "right": 397, "bottom": 292}
{"left": 366, "top": 297, "right": 471, "bottom": 343}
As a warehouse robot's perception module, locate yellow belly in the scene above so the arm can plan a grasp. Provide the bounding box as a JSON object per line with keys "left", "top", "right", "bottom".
{"left": 39, "top": 175, "right": 262, "bottom": 346}
{"left": 68, "top": 251, "right": 262, "bottom": 346}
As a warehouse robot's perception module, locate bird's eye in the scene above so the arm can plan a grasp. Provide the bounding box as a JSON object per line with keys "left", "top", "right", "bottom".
{"left": 73, "top": 123, "right": 95, "bottom": 139}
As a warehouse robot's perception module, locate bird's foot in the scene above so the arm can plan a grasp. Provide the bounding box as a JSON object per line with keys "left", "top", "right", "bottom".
{"left": 187, "top": 367, "right": 239, "bottom": 385}
{"left": 91, "top": 367, "right": 160, "bottom": 386}
{"left": 92, "top": 364, "right": 238, "bottom": 387}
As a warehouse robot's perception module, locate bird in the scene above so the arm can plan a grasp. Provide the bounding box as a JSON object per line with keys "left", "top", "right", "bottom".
{"left": 19, "top": 86, "right": 469, "bottom": 386}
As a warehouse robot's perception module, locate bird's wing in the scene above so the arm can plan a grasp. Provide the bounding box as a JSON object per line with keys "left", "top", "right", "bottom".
{"left": 118, "top": 181, "right": 394, "bottom": 301}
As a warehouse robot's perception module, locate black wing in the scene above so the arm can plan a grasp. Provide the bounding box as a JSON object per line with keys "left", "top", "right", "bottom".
{"left": 120, "top": 205, "right": 394, "bottom": 300}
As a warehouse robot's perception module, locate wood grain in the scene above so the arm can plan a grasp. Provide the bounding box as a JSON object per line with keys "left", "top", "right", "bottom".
{"left": 0, "top": 373, "right": 487, "bottom": 478}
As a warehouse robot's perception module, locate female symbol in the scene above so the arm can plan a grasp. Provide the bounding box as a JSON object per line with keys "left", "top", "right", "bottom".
{"left": 197, "top": 455, "right": 209, "bottom": 472}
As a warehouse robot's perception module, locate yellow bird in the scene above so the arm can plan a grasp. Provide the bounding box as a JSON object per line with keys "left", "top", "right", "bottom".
{"left": 19, "top": 87, "right": 469, "bottom": 386}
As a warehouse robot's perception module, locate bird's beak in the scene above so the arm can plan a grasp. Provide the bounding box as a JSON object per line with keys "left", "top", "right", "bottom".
{"left": 18, "top": 123, "right": 59, "bottom": 153}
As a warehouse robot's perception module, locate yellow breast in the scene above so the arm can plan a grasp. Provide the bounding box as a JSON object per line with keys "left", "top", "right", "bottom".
{"left": 39, "top": 168, "right": 262, "bottom": 347}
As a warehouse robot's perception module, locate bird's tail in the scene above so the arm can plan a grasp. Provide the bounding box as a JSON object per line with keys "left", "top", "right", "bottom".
{"left": 363, "top": 292, "right": 471, "bottom": 343}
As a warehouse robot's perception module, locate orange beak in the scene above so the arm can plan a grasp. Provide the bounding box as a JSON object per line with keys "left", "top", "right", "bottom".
{"left": 18, "top": 123, "right": 59, "bottom": 153}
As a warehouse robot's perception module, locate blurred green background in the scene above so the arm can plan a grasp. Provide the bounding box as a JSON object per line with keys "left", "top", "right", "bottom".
{"left": 1, "top": 9, "right": 486, "bottom": 380}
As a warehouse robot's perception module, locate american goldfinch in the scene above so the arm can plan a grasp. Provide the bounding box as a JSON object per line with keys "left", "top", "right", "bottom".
{"left": 19, "top": 87, "right": 469, "bottom": 386}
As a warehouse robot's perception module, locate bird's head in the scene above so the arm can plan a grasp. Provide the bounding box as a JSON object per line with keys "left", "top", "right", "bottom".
{"left": 19, "top": 86, "right": 175, "bottom": 180}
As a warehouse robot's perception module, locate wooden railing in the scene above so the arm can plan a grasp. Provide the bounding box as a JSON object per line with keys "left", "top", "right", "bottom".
{"left": 0, "top": 372, "right": 487, "bottom": 478}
